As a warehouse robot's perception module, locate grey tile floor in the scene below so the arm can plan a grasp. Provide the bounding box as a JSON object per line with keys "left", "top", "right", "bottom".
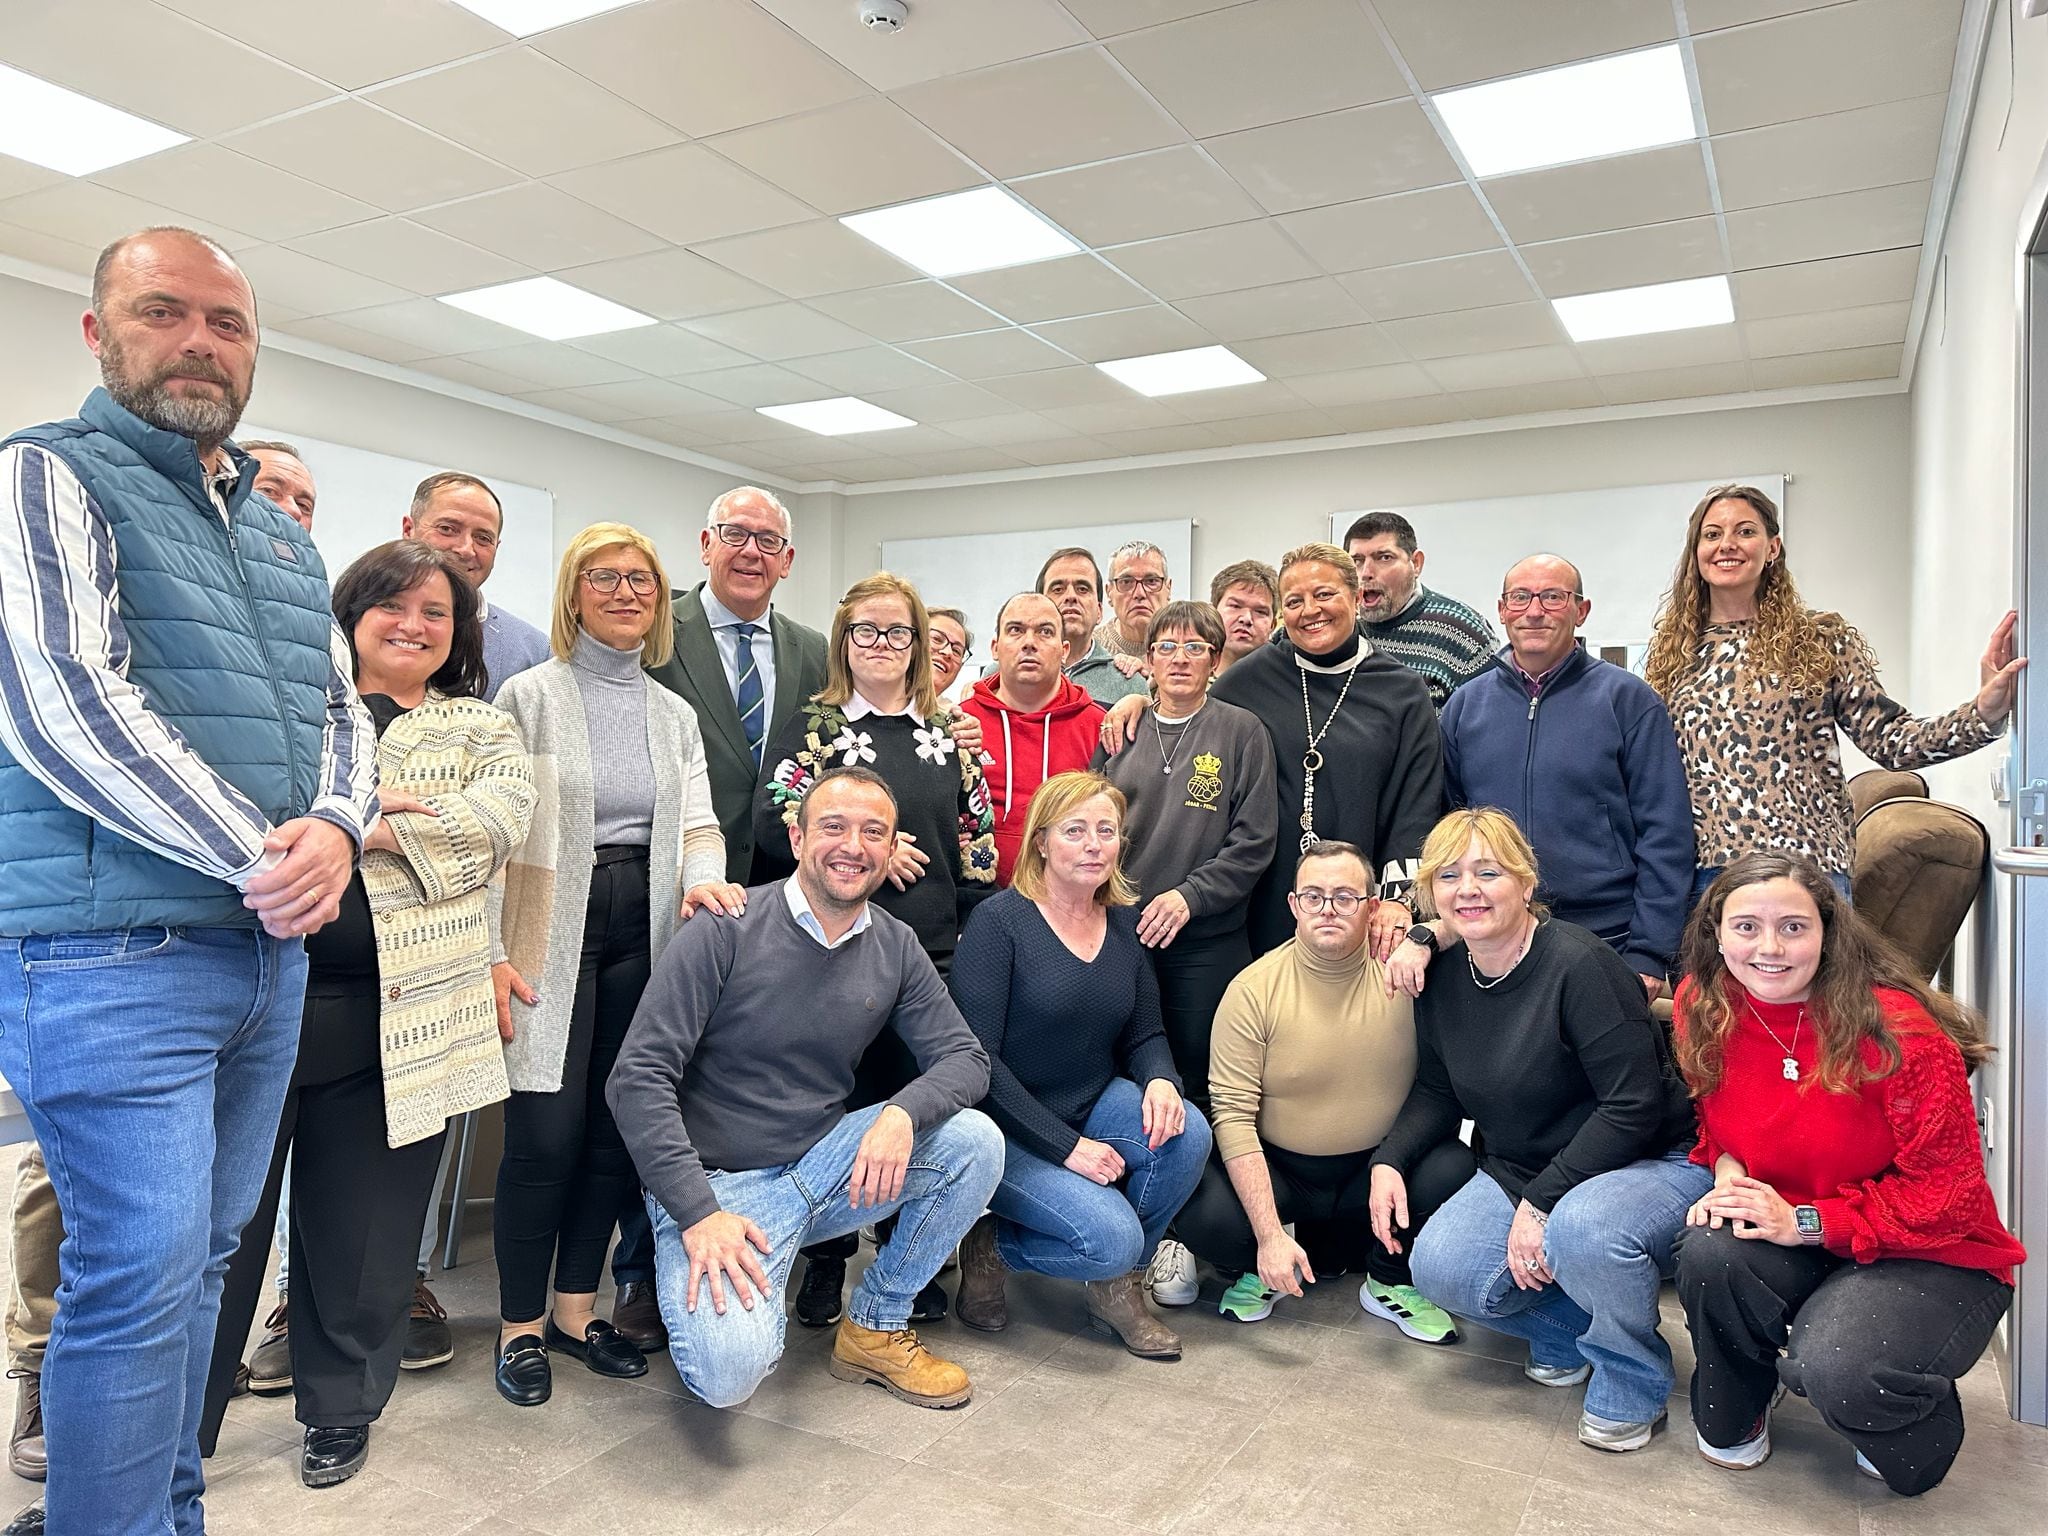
{"left": 5, "top": 1192, "right": 2046, "bottom": 1535}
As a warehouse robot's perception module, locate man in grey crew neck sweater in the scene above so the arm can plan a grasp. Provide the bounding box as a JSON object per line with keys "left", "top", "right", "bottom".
{"left": 608, "top": 768, "right": 1001, "bottom": 1411}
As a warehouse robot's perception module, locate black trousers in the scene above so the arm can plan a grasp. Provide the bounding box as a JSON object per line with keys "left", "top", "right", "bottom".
{"left": 1150, "top": 928, "right": 1251, "bottom": 1115}
{"left": 495, "top": 850, "right": 651, "bottom": 1324}
{"left": 200, "top": 983, "right": 448, "bottom": 1449}
{"left": 1176, "top": 1138, "right": 1475, "bottom": 1287}
{"left": 1676, "top": 1223, "right": 2012, "bottom": 1495}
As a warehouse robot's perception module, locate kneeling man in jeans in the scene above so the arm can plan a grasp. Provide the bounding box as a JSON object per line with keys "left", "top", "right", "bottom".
{"left": 608, "top": 766, "right": 1001, "bottom": 1408}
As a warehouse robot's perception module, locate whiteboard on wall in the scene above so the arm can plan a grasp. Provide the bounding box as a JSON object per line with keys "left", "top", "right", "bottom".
{"left": 243, "top": 427, "right": 556, "bottom": 627}
{"left": 880, "top": 518, "right": 1194, "bottom": 683}
{"left": 1331, "top": 475, "right": 1786, "bottom": 666}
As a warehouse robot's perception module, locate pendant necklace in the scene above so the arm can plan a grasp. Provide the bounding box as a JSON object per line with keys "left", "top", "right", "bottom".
{"left": 1152, "top": 698, "right": 1204, "bottom": 776}
{"left": 1746, "top": 1002, "right": 1805, "bottom": 1081}
{"left": 1297, "top": 662, "right": 1358, "bottom": 852}
{"left": 1467, "top": 919, "right": 1535, "bottom": 990}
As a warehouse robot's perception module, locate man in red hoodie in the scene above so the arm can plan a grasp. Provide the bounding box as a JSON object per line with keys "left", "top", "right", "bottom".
{"left": 963, "top": 593, "right": 1106, "bottom": 884}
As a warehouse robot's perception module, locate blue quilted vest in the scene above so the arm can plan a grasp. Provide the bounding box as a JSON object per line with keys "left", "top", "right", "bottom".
{"left": 0, "top": 389, "right": 339, "bottom": 934}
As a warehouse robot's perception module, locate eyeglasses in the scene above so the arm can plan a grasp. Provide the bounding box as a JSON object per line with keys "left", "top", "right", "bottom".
{"left": 582, "top": 568, "right": 659, "bottom": 596}
{"left": 848, "top": 622, "right": 916, "bottom": 651}
{"left": 1149, "top": 639, "right": 1214, "bottom": 659}
{"left": 1109, "top": 573, "right": 1167, "bottom": 594}
{"left": 929, "top": 634, "right": 968, "bottom": 658}
{"left": 1501, "top": 587, "right": 1583, "bottom": 613}
{"left": 1293, "top": 889, "right": 1364, "bottom": 915}
{"left": 710, "top": 522, "right": 790, "bottom": 556}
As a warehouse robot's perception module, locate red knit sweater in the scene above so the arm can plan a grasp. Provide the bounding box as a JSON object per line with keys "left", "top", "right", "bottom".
{"left": 1674, "top": 981, "right": 2025, "bottom": 1284}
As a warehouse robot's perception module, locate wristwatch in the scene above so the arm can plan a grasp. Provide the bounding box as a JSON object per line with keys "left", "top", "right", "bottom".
{"left": 1401, "top": 924, "right": 1439, "bottom": 953}
{"left": 1793, "top": 1205, "right": 1824, "bottom": 1245}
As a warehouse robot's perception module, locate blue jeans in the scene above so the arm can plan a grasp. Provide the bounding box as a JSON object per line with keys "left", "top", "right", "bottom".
{"left": 990, "top": 1078, "right": 1212, "bottom": 1281}
{"left": 1691, "top": 865, "right": 1850, "bottom": 909}
{"left": 648, "top": 1104, "right": 1002, "bottom": 1409}
{"left": 0, "top": 926, "right": 305, "bottom": 1536}
{"left": 1410, "top": 1149, "right": 1711, "bottom": 1425}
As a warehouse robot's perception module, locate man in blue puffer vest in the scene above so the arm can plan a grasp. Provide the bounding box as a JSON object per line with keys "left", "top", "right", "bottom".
{"left": 0, "top": 226, "right": 378, "bottom": 1536}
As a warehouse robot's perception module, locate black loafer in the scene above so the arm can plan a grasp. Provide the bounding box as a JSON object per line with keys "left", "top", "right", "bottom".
{"left": 2, "top": 1502, "right": 43, "bottom": 1536}
{"left": 301, "top": 1425, "right": 369, "bottom": 1489}
{"left": 495, "top": 1332, "right": 552, "bottom": 1407}
{"left": 544, "top": 1318, "right": 647, "bottom": 1379}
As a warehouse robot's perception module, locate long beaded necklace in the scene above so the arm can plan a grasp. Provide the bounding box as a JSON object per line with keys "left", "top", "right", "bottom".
{"left": 1746, "top": 1001, "right": 1806, "bottom": 1081}
{"left": 1297, "top": 662, "right": 1357, "bottom": 852}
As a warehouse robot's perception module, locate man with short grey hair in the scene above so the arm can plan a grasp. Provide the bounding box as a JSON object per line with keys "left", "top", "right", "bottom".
{"left": 1097, "top": 540, "right": 1172, "bottom": 669}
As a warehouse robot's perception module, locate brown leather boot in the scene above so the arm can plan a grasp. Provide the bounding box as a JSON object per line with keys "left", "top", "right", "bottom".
{"left": 1084, "top": 1271, "right": 1183, "bottom": 1360}
{"left": 953, "top": 1216, "right": 1008, "bottom": 1332}
{"left": 828, "top": 1321, "right": 972, "bottom": 1408}
{"left": 611, "top": 1281, "right": 668, "bottom": 1353}
{"left": 7, "top": 1371, "right": 44, "bottom": 1482}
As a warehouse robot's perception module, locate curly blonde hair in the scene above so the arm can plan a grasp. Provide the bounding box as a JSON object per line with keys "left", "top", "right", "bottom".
{"left": 1644, "top": 484, "right": 1855, "bottom": 701}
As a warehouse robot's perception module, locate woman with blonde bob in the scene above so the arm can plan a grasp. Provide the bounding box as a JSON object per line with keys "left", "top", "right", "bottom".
{"left": 488, "top": 522, "right": 740, "bottom": 1408}
{"left": 948, "top": 772, "right": 1212, "bottom": 1359}
{"left": 1645, "top": 483, "right": 2023, "bottom": 905}
{"left": 1370, "top": 808, "right": 1702, "bottom": 1455}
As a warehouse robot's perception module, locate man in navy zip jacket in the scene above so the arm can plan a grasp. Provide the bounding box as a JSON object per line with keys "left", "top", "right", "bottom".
{"left": 1433, "top": 555, "right": 1692, "bottom": 990}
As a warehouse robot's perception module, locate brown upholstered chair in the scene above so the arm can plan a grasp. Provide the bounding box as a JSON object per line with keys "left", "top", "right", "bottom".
{"left": 1845, "top": 770, "right": 1991, "bottom": 982}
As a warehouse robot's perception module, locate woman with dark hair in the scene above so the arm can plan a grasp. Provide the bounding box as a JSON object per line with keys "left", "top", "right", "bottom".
{"left": 1674, "top": 852, "right": 2023, "bottom": 1495}
{"left": 1645, "top": 484, "right": 2023, "bottom": 904}
{"left": 201, "top": 539, "right": 535, "bottom": 1486}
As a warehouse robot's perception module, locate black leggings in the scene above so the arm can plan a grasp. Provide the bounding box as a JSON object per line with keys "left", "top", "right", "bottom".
{"left": 495, "top": 850, "right": 650, "bottom": 1325}
{"left": 1677, "top": 1224, "right": 2012, "bottom": 1496}
{"left": 1176, "top": 1138, "right": 1475, "bottom": 1287}
{"left": 1150, "top": 928, "right": 1251, "bottom": 1115}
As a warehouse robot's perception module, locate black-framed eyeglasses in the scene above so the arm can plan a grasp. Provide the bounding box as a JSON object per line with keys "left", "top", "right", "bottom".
{"left": 711, "top": 522, "right": 790, "bottom": 556}
{"left": 1150, "top": 639, "right": 1214, "bottom": 659}
{"left": 929, "top": 634, "right": 968, "bottom": 658}
{"left": 1501, "top": 587, "right": 1583, "bottom": 613}
{"left": 582, "top": 568, "right": 659, "bottom": 596}
{"left": 1292, "top": 889, "right": 1364, "bottom": 915}
{"left": 849, "top": 622, "right": 916, "bottom": 651}
{"left": 1110, "top": 573, "right": 1167, "bottom": 594}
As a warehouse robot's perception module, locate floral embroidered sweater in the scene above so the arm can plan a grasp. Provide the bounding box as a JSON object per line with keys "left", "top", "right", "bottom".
{"left": 755, "top": 696, "right": 995, "bottom": 960}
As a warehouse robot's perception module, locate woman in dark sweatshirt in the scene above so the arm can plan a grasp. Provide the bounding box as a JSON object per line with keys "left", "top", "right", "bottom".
{"left": 1370, "top": 809, "right": 1703, "bottom": 1457}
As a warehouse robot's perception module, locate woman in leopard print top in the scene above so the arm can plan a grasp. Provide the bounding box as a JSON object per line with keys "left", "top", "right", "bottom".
{"left": 1644, "top": 485, "right": 2023, "bottom": 900}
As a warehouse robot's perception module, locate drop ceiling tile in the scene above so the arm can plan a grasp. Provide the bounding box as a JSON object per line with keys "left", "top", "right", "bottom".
{"left": 1711, "top": 94, "right": 1946, "bottom": 211}
{"left": 233, "top": 245, "right": 414, "bottom": 315}
{"left": 1686, "top": 0, "right": 1842, "bottom": 29}
{"left": 675, "top": 409, "right": 825, "bottom": 445}
{"left": 948, "top": 257, "right": 1152, "bottom": 324}
{"left": 677, "top": 302, "right": 874, "bottom": 361}
{"left": 1742, "top": 302, "right": 1910, "bottom": 359}
{"left": 1005, "top": 438, "right": 1122, "bottom": 466}
{"left": 1203, "top": 101, "right": 1463, "bottom": 215}
{"left": 1029, "top": 306, "right": 1212, "bottom": 362}
{"left": 330, "top": 297, "right": 531, "bottom": 355}
{"left": 1287, "top": 362, "right": 1441, "bottom": 406}
{"left": 366, "top": 49, "right": 681, "bottom": 179}
{"left": 1043, "top": 399, "right": 1186, "bottom": 434}
{"left": 1370, "top": 0, "right": 1676, "bottom": 90}
{"left": 556, "top": 249, "right": 782, "bottom": 321}
{"left": 1103, "top": 222, "right": 1320, "bottom": 300}
{"left": 1096, "top": 423, "right": 1234, "bottom": 455}
{"left": 1011, "top": 146, "right": 1264, "bottom": 247}
{"left": 689, "top": 364, "right": 842, "bottom": 408}
{"left": 1520, "top": 217, "right": 1727, "bottom": 298}
{"left": 1319, "top": 395, "right": 1466, "bottom": 433}
{"left": 0, "top": 219, "right": 99, "bottom": 276}
{"left": 556, "top": 379, "right": 734, "bottom": 419}
{"left": 1455, "top": 378, "right": 1606, "bottom": 419}
{"left": 570, "top": 326, "right": 755, "bottom": 376}
{"left": 0, "top": 156, "right": 64, "bottom": 203}
{"left": 0, "top": 184, "right": 260, "bottom": 261}
{"left": 1693, "top": 0, "right": 1965, "bottom": 134}
{"left": 225, "top": 100, "right": 518, "bottom": 214}
{"left": 1233, "top": 324, "right": 1403, "bottom": 377}
{"left": 808, "top": 456, "right": 922, "bottom": 482}
{"left": 757, "top": 0, "right": 1086, "bottom": 93}
{"left": 552, "top": 145, "right": 815, "bottom": 249}
{"left": 903, "top": 329, "right": 1074, "bottom": 378}
{"left": 1, "top": 0, "right": 334, "bottom": 137}
{"left": 1724, "top": 181, "right": 1931, "bottom": 268}
{"left": 863, "top": 381, "right": 1016, "bottom": 421}
{"left": 1174, "top": 277, "right": 1369, "bottom": 342}
{"left": 978, "top": 367, "right": 1136, "bottom": 409}
{"left": 274, "top": 315, "right": 438, "bottom": 365}
{"left": 838, "top": 425, "right": 973, "bottom": 455}
{"left": 689, "top": 221, "right": 922, "bottom": 299}
{"left": 1278, "top": 185, "right": 1502, "bottom": 272}
{"left": 705, "top": 96, "right": 982, "bottom": 216}
{"left": 1423, "top": 345, "right": 1587, "bottom": 392}
{"left": 153, "top": 1, "right": 507, "bottom": 90}
{"left": 1597, "top": 361, "right": 1754, "bottom": 405}
{"left": 1167, "top": 380, "right": 1312, "bottom": 421}
{"left": 516, "top": 387, "right": 638, "bottom": 424}
{"left": 1573, "top": 325, "right": 1745, "bottom": 374}
{"left": 783, "top": 346, "right": 951, "bottom": 392}
{"left": 902, "top": 447, "right": 1040, "bottom": 476}
{"left": 615, "top": 416, "right": 720, "bottom": 450}
{"left": 1336, "top": 250, "right": 1538, "bottom": 320}
{"left": 1484, "top": 144, "right": 1715, "bottom": 245}
{"left": 1064, "top": 1, "right": 1253, "bottom": 37}
{"left": 537, "top": 0, "right": 866, "bottom": 137}
{"left": 450, "top": 343, "right": 642, "bottom": 390}
{"left": 408, "top": 354, "right": 558, "bottom": 398}
{"left": 287, "top": 219, "right": 528, "bottom": 296}
{"left": 1107, "top": 0, "right": 1407, "bottom": 137}
{"left": 807, "top": 283, "right": 1006, "bottom": 343}
{"left": 1749, "top": 343, "right": 1903, "bottom": 388}
{"left": 1207, "top": 408, "right": 1345, "bottom": 444}
{"left": 1730, "top": 247, "right": 1920, "bottom": 319}
{"left": 891, "top": 49, "right": 1184, "bottom": 180}
{"left": 412, "top": 184, "right": 669, "bottom": 273}
{"left": 1379, "top": 301, "right": 1565, "bottom": 359}
{"left": 91, "top": 146, "right": 379, "bottom": 245}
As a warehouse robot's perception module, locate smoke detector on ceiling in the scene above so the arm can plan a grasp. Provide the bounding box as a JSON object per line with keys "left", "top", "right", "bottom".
{"left": 860, "top": 1, "right": 908, "bottom": 31}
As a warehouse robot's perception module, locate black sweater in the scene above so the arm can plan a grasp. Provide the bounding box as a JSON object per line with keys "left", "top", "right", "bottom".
{"left": 949, "top": 888, "right": 1181, "bottom": 1164}
{"left": 1372, "top": 920, "right": 1695, "bottom": 1213}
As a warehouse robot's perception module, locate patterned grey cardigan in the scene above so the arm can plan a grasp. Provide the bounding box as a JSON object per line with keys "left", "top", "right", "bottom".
{"left": 490, "top": 655, "right": 725, "bottom": 1094}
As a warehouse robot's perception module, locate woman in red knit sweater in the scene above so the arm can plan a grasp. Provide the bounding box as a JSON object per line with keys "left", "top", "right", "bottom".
{"left": 1671, "top": 851, "right": 2023, "bottom": 1495}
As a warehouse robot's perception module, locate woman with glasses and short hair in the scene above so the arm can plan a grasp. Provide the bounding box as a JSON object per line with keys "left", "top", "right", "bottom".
{"left": 488, "top": 523, "right": 741, "bottom": 1409}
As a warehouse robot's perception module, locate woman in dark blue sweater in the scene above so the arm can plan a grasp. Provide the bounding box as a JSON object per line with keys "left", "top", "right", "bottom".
{"left": 949, "top": 772, "right": 1212, "bottom": 1359}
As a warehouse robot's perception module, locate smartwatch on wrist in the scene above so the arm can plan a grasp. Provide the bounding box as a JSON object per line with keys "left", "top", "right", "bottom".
{"left": 1793, "top": 1205, "right": 1824, "bottom": 1245}
{"left": 1401, "top": 924, "right": 1438, "bottom": 953}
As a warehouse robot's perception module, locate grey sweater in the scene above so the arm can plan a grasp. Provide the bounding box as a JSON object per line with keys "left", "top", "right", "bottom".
{"left": 608, "top": 887, "right": 991, "bottom": 1228}
{"left": 572, "top": 628, "right": 656, "bottom": 847}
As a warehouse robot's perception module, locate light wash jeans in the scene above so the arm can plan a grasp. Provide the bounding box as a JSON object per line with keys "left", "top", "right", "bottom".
{"left": 1410, "top": 1148, "right": 1711, "bottom": 1425}
{"left": 990, "top": 1077, "right": 1212, "bottom": 1281}
{"left": 648, "top": 1103, "right": 1002, "bottom": 1409}
{"left": 0, "top": 926, "right": 305, "bottom": 1536}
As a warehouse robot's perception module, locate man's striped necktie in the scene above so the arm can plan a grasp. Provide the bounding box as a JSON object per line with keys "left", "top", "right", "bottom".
{"left": 733, "top": 621, "right": 766, "bottom": 770}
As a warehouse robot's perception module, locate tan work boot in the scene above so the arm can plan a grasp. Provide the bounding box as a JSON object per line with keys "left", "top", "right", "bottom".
{"left": 6, "top": 1371, "right": 43, "bottom": 1482}
{"left": 828, "top": 1320, "right": 972, "bottom": 1408}
{"left": 1084, "top": 1271, "right": 1183, "bottom": 1360}
{"left": 953, "top": 1216, "right": 1008, "bottom": 1332}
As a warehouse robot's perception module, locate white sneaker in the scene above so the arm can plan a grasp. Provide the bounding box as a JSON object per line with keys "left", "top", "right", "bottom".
{"left": 1525, "top": 1360, "right": 1592, "bottom": 1388}
{"left": 1145, "top": 1240, "right": 1199, "bottom": 1307}
{"left": 1855, "top": 1450, "right": 1882, "bottom": 1482}
{"left": 1698, "top": 1385, "right": 1788, "bottom": 1471}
